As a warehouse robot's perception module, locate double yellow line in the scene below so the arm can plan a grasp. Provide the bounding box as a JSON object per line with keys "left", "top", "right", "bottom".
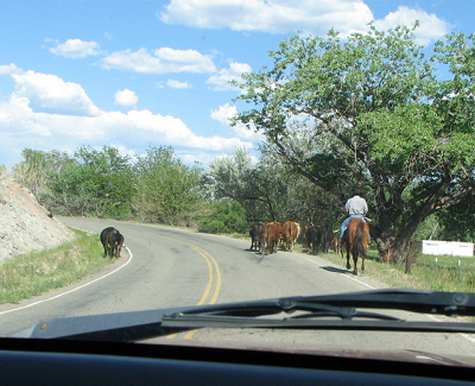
{"left": 165, "top": 242, "right": 222, "bottom": 341}
{"left": 182, "top": 245, "right": 222, "bottom": 340}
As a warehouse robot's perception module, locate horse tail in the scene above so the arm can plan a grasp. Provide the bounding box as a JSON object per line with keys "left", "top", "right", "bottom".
{"left": 352, "top": 220, "right": 369, "bottom": 259}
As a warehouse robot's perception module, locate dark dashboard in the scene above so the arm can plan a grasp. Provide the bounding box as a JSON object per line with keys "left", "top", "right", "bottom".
{"left": 1, "top": 338, "right": 474, "bottom": 386}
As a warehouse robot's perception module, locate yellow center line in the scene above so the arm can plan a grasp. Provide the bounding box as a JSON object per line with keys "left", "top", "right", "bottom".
{"left": 153, "top": 233, "right": 221, "bottom": 341}
{"left": 184, "top": 245, "right": 221, "bottom": 340}
{"left": 192, "top": 246, "right": 214, "bottom": 305}
{"left": 131, "top": 228, "right": 221, "bottom": 341}
{"left": 205, "top": 249, "right": 222, "bottom": 305}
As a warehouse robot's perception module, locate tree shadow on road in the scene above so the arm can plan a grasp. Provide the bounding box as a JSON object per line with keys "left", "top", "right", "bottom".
{"left": 320, "top": 265, "right": 352, "bottom": 274}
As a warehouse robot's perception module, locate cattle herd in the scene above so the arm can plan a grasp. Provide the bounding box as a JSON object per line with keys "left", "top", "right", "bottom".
{"left": 249, "top": 220, "right": 301, "bottom": 255}
{"left": 250, "top": 221, "right": 340, "bottom": 256}
{"left": 100, "top": 226, "right": 125, "bottom": 258}
{"left": 98, "top": 221, "right": 339, "bottom": 261}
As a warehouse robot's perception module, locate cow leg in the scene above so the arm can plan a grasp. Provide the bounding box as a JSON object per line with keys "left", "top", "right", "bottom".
{"left": 102, "top": 244, "right": 107, "bottom": 257}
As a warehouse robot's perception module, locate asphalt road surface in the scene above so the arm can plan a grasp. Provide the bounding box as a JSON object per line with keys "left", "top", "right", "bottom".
{"left": 0, "top": 217, "right": 474, "bottom": 358}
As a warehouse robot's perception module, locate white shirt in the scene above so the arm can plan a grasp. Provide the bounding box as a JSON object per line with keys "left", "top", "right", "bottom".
{"left": 345, "top": 195, "right": 368, "bottom": 216}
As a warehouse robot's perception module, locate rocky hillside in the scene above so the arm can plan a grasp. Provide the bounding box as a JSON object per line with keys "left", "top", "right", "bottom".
{"left": 0, "top": 173, "right": 74, "bottom": 261}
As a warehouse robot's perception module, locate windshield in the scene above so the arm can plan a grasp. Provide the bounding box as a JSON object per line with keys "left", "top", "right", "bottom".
{"left": 0, "top": 0, "right": 474, "bottom": 364}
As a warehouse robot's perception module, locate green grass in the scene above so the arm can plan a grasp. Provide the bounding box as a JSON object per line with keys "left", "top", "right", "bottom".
{"left": 318, "top": 249, "right": 475, "bottom": 293}
{"left": 0, "top": 230, "right": 113, "bottom": 304}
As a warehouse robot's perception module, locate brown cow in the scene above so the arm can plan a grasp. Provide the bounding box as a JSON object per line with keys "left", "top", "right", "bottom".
{"left": 281, "top": 220, "right": 300, "bottom": 251}
{"left": 264, "top": 221, "right": 283, "bottom": 254}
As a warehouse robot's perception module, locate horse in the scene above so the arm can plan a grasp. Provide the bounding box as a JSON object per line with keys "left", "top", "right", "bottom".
{"left": 342, "top": 217, "right": 370, "bottom": 275}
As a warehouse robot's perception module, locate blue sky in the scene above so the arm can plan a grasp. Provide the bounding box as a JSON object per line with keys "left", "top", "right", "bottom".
{"left": 0, "top": 0, "right": 473, "bottom": 166}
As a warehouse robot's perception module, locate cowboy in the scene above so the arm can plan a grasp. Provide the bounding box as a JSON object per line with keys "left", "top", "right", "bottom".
{"left": 340, "top": 192, "right": 368, "bottom": 241}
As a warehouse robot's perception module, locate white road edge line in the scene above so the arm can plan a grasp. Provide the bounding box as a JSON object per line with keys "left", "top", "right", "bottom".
{"left": 0, "top": 246, "right": 134, "bottom": 317}
{"left": 302, "top": 255, "right": 475, "bottom": 345}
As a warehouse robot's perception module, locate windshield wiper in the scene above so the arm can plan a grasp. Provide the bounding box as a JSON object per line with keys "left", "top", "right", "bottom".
{"left": 33, "top": 289, "right": 475, "bottom": 342}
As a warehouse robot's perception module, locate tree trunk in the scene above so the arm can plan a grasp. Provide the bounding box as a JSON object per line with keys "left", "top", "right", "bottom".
{"left": 375, "top": 216, "right": 421, "bottom": 265}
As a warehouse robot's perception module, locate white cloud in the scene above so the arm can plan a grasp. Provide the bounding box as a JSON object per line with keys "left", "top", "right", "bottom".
{"left": 102, "top": 47, "right": 216, "bottom": 74}
{"left": 211, "top": 103, "right": 262, "bottom": 141}
{"left": 0, "top": 96, "right": 252, "bottom": 152}
{"left": 161, "top": 0, "right": 373, "bottom": 35}
{"left": 374, "top": 6, "right": 450, "bottom": 45}
{"left": 0, "top": 63, "right": 21, "bottom": 75}
{"left": 207, "top": 62, "right": 252, "bottom": 91}
{"left": 210, "top": 103, "right": 237, "bottom": 126}
{"left": 160, "top": 0, "right": 449, "bottom": 44}
{"left": 49, "top": 38, "right": 100, "bottom": 58}
{"left": 114, "top": 88, "right": 138, "bottom": 106}
{"left": 0, "top": 64, "right": 252, "bottom": 163}
{"left": 165, "top": 79, "right": 192, "bottom": 89}
{"left": 7, "top": 68, "right": 99, "bottom": 116}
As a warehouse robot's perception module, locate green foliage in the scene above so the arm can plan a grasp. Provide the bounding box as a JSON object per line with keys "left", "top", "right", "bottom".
{"left": 413, "top": 215, "right": 442, "bottom": 241}
{"left": 14, "top": 149, "right": 72, "bottom": 199}
{"left": 209, "top": 147, "right": 340, "bottom": 234}
{"left": 235, "top": 25, "right": 475, "bottom": 259}
{"left": 210, "top": 148, "right": 289, "bottom": 222}
{"left": 198, "top": 199, "right": 247, "bottom": 234}
{"left": 46, "top": 146, "right": 135, "bottom": 218}
{"left": 134, "top": 146, "right": 203, "bottom": 225}
{"left": 436, "top": 194, "right": 475, "bottom": 242}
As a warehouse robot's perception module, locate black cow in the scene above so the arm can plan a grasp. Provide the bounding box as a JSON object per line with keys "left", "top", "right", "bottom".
{"left": 305, "top": 225, "right": 318, "bottom": 255}
{"left": 100, "top": 227, "right": 125, "bottom": 258}
{"left": 249, "top": 223, "right": 264, "bottom": 252}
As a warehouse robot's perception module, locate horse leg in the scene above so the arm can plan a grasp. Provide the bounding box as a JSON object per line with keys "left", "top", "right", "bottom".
{"left": 361, "top": 254, "right": 366, "bottom": 272}
{"left": 353, "top": 254, "right": 358, "bottom": 275}
{"left": 346, "top": 248, "right": 351, "bottom": 270}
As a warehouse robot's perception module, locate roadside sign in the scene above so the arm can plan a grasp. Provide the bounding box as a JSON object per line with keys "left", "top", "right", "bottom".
{"left": 422, "top": 240, "right": 474, "bottom": 257}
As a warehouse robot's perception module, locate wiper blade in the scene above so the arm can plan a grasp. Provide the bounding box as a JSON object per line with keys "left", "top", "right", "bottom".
{"left": 33, "top": 289, "right": 475, "bottom": 342}
{"left": 161, "top": 314, "right": 475, "bottom": 334}
{"left": 174, "top": 289, "right": 475, "bottom": 319}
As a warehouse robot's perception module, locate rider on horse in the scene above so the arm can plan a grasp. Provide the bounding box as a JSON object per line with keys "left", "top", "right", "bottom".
{"left": 340, "top": 192, "right": 368, "bottom": 242}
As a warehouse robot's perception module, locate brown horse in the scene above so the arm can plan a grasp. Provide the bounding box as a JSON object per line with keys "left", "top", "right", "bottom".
{"left": 343, "top": 217, "right": 370, "bottom": 275}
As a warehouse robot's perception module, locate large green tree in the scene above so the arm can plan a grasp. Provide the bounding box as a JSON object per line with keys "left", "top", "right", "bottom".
{"left": 134, "top": 146, "right": 203, "bottom": 225}
{"left": 47, "top": 146, "right": 135, "bottom": 218}
{"left": 235, "top": 26, "right": 475, "bottom": 261}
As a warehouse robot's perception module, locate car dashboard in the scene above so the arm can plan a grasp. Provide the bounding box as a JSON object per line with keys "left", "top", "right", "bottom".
{"left": 0, "top": 338, "right": 474, "bottom": 385}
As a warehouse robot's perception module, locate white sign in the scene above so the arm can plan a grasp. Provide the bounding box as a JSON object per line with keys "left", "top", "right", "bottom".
{"left": 422, "top": 240, "right": 474, "bottom": 257}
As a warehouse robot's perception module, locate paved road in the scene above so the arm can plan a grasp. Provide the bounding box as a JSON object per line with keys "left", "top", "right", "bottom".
{"left": 0, "top": 217, "right": 473, "bottom": 357}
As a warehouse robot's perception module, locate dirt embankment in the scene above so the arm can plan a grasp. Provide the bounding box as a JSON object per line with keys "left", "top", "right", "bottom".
{"left": 0, "top": 173, "right": 73, "bottom": 261}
